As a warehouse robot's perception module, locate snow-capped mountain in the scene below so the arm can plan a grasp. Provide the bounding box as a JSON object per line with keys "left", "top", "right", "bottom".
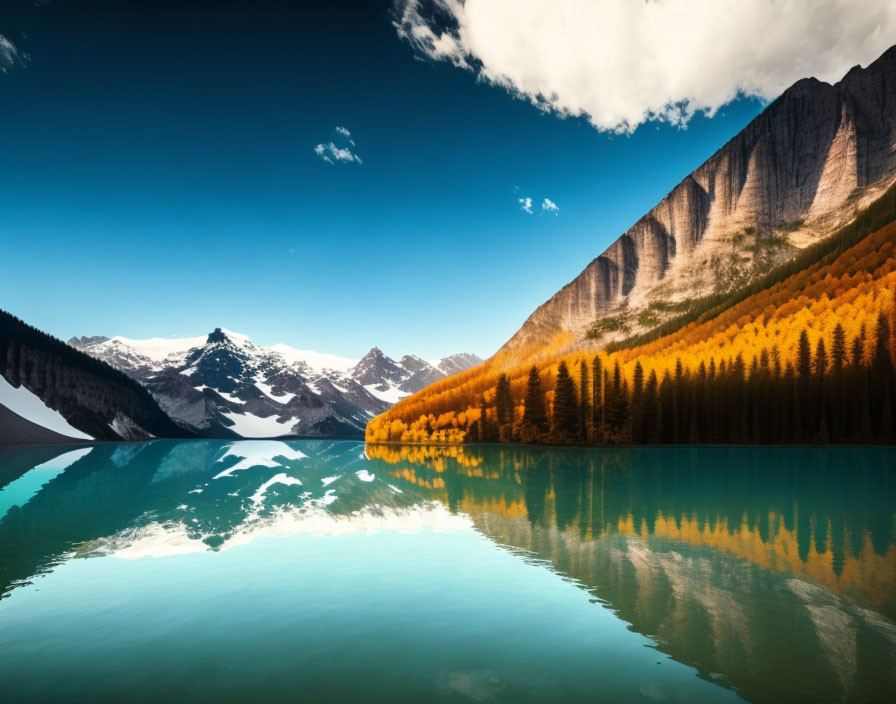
{"left": 68, "top": 330, "right": 481, "bottom": 438}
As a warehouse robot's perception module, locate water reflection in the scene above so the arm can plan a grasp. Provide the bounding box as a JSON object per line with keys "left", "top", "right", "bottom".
{"left": 1, "top": 440, "right": 894, "bottom": 702}
{"left": 367, "top": 444, "right": 896, "bottom": 702}
{"left": 0, "top": 440, "right": 444, "bottom": 595}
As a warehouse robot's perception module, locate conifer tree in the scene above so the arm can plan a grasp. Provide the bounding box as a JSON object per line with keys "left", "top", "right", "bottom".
{"left": 632, "top": 362, "right": 644, "bottom": 400}
{"left": 494, "top": 373, "right": 514, "bottom": 442}
{"left": 831, "top": 323, "right": 846, "bottom": 373}
{"left": 605, "top": 362, "right": 630, "bottom": 441}
{"left": 797, "top": 331, "right": 812, "bottom": 380}
{"left": 591, "top": 356, "right": 604, "bottom": 440}
{"left": 578, "top": 360, "right": 590, "bottom": 440}
{"left": 852, "top": 326, "right": 866, "bottom": 370}
{"left": 495, "top": 374, "right": 513, "bottom": 427}
{"left": 552, "top": 361, "right": 580, "bottom": 441}
{"left": 522, "top": 366, "right": 548, "bottom": 436}
{"left": 658, "top": 371, "right": 673, "bottom": 443}
{"left": 815, "top": 338, "right": 828, "bottom": 378}
{"left": 643, "top": 370, "right": 659, "bottom": 443}
{"left": 631, "top": 361, "right": 645, "bottom": 442}
{"left": 872, "top": 312, "right": 891, "bottom": 371}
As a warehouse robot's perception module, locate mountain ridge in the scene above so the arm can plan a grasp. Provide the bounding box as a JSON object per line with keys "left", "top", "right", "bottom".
{"left": 503, "top": 44, "right": 896, "bottom": 355}
{"left": 69, "top": 330, "right": 481, "bottom": 438}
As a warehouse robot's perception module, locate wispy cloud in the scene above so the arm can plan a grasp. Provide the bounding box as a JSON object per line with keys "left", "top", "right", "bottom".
{"left": 393, "top": 0, "right": 896, "bottom": 133}
{"left": 315, "top": 126, "right": 362, "bottom": 165}
{"left": 335, "top": 125, "right": 355, "bottom": 145}
{"left": 0, "top": 35, "right": 21, "bottom": 73}
{"left": 541, "top": 198, "right": 559, "bottom": 215}
{"left": 518, "top": 197, "right": 533, "bottom": 214}
{"left": 314, "top": 142, "right": 362, "bottom": 165}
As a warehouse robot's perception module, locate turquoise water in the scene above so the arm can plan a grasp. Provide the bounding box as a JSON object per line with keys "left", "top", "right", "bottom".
{"left": 0, "top": 441, "right": 894, "bottom": 703}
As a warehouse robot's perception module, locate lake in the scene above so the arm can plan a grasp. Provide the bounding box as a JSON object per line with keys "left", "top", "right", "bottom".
{"left": 0, "top": 440, "right": 894, "bottom": 703}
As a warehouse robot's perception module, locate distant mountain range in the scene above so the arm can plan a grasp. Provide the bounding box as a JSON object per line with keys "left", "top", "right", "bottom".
{"left": 67, "top": 330, "right": 480, "bottom": 438}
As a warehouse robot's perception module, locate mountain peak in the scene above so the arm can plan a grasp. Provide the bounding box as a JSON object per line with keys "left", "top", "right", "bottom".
{"left": 67, "top": 335, "right": 109, "bottom": 347}
{"left": 399, "top": 353, "right": 430, "bottom": 368}
{"left": 437, "top": 353, "right": 484, "bottom": 376}
{"left": 207, "top": 328, "right": 229, "bottom": 344}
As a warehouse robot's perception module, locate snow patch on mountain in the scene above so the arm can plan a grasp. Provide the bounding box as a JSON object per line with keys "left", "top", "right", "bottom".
{"left": 222, "top": 411, "right": 298, "bottom": 439}
{"left": 364, "top": 383, "right": 409, "bottom": 405}
{"left": 0, "top": 373, "right": 94, "bottom": 440}
{"left": 270, "top": 344, "right": 357, "bottom": 374}
{"left": 105, "top": 335, "right": 208, "bottom": 364}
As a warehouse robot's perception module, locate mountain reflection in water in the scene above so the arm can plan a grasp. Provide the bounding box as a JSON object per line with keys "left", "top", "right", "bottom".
{"left": 0, "top": 440, "right": 894, "bottom": 703}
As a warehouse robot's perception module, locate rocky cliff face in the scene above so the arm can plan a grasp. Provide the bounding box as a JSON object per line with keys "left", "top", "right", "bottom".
{"left": 503, "top": 45, "right": 896, "bottom": 352}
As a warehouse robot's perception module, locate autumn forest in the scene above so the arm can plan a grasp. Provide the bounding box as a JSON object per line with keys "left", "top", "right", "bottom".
{"left": 367, "top": 184, "right": 896, "bottom": 447}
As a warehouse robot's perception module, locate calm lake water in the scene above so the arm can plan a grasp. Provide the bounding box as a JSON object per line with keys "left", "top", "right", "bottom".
{"left": 0, "top": 441, "right": 894, "bottom": 703}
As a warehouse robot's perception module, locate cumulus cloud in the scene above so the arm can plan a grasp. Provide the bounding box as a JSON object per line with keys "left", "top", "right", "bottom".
{"left": 393, "top": 0, "right": 896, "bottom": 133}
{"left": 0, "top": 35, "right": 21, "bottom": 73}
{"left": 518, "top": 196, "right": 533, "bottom": 214}
{"left": 315, "top": 126, "right": 362, "bottom": 164}
{"left": 541, "top": 198, "right": 559, "bottom": 215}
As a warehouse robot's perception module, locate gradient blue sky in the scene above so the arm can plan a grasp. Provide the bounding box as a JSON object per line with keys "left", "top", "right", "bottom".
{"left": 0, "top": 0, "right": 793, "bottom": 359}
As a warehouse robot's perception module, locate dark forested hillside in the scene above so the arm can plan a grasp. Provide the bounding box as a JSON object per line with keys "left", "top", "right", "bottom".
{"left": 0, "top": 309, "right": 193, "bottom": 442}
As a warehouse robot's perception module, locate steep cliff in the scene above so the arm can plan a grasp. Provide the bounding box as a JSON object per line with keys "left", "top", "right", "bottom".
{"left": 503, "top": 45, "right": 896, "bottom": 352}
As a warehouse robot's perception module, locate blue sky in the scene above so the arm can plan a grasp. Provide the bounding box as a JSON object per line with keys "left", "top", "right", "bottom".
{"left": 1, "top": 0, "right": 887, "bottom": 359}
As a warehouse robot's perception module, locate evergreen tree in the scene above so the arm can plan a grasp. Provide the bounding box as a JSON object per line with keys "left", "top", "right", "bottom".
{"left": 605, "top": 363, "right": 630, "bottom": 442}
{"left": 552, "top": 361, "right": 580, "bottom": 441}
{"left": 494, "top": 373, "right": 514, "bottom": 442}
{"left": 872, "top": 312, "right": 892, "bottom": 371}
{"left": 643, "top": 370, "right": 659, "bottom": 443}
{"left": 578, "top": 360, "right": 590, "bottom": 441}
{"left": 630, "top": 361, "right": 645, "bottom": 442}
{"left": 522, "top": 366, "right": 548, "bottom": 437}
{"left": 495, "top": 374, "right": 513, "bottom": 427}
{"left": 632, "top": 362, "right": 644, "bottom": 400}
{"left": 591, "top": 356, "right": 604, "bottom": 441}
{"left": 831, "top": 323, "right": 846, "bottom": 372}
{"left": 852, "top": 326, "right": 866, "bottom": 370}
{"left": 814, "top": 339, "right": 828, "bottom": 378}
{"left": 797, "top": 331, "right": 812, "bottom": 380}
{"left": 658, "top": 371, "right": 673, "bottom": 443}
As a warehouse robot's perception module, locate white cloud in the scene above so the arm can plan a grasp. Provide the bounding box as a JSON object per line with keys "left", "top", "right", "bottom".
{"left": 314, "top": 126, "right": 363, "bottom": 165}
{"left": 334, "top": 125, "right": 356, "bottom": 145}
{"left": 518, "top": 196, "right": 533, "bottom": 214}
{"left": 0, "top": 35, "right": 21, "bottom": 73}
{"left": 393, "top": 0, "right": 896, "bottom": 133}
{"left": 541, "top": 198, "right": 559, "bottom": 215}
